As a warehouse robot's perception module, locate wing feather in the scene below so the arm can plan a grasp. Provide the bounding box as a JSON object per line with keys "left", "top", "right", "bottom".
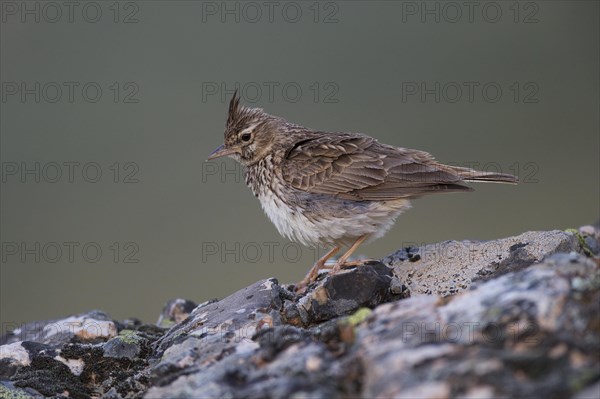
{"left": 282, "top": 133, "right": 472, "bottom": 200}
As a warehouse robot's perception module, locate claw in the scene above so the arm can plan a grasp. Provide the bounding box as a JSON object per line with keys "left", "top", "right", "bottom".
{"left": 295, "top": 246, "right": 341, "bottom": 293}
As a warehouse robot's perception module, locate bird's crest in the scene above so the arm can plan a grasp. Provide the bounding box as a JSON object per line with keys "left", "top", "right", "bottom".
{"left": 227, "top": 90, "right": 242, "bottom": 128}
{"left": 226, "top": 90, "right": 265, "bottom": 134}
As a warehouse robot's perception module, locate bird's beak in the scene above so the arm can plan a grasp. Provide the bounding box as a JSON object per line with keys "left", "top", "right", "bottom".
{"left": 207, "top": 144, "right": 238, "bottom": 160}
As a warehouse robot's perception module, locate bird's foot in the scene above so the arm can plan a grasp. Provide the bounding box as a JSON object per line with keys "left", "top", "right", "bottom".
{"left": 295, "top": 260, "right": 327, "bottom": 293}
{"left": 295, "top": 256, "right": 375, "bottom": 293}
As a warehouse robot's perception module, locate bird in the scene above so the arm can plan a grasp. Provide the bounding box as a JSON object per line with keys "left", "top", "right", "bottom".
{"left": 208, "top": 92, "right": 518, "bottom": 290}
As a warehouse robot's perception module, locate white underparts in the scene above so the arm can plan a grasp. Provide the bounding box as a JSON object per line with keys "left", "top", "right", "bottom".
{"left": 258, "top": 190, "right": 411, "bottom": 248}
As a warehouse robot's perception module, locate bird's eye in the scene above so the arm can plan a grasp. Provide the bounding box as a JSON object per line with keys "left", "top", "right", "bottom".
{"left": 241, "top": 133, "right": 252, "bottom": 142}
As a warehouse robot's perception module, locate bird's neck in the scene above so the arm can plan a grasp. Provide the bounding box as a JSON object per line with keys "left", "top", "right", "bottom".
{"left": 244, "top": 154, "right": 278, "bottom": 198}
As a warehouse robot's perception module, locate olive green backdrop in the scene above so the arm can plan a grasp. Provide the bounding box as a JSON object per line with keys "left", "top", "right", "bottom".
{"left": 1, "top": 1, "right": 598, "bottom": 326}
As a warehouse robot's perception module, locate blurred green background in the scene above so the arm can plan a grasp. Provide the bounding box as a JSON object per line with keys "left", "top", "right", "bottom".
{"left": 1, "top": 1, "right": 598, "bottom": 326}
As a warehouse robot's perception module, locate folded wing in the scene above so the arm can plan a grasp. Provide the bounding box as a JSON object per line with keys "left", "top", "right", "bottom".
{"left": 282, "top": 133, "right": 473, "bottom": 201}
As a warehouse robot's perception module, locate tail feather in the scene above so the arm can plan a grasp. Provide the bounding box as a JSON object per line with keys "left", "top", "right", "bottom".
{"left": 447, "top": 166, "right": 519, "bottom": 184}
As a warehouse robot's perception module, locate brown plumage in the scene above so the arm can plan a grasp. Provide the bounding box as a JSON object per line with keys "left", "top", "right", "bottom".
{"left": 208, "top": 92, "right": 517, "bottom": 290}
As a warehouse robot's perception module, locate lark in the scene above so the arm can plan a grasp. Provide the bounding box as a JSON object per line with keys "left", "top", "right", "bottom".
{"left": 208, "top": 92, "right": 517, "bottom": 290}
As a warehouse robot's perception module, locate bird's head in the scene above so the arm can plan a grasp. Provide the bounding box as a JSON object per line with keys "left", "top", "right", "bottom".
{"left": 207, "top": 91, "right": 280, "bottom": 166}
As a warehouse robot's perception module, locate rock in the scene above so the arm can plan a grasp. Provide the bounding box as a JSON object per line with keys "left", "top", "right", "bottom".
{"left": 1, "top": 227, "right": 598, "bottom": 398}
{"left": 356, "top": 252, "right": 600, "bottom": 398}
{"left": 8, "top": 345, "right": 91, "bottom": 398}
{"left": 146, "top": 334, "right": 347, "bottom": 399}
{"left": 383, "top": 230, "right": 583, "bottom": 296}
{"left": 103, "top": 330, "right": 145, "bottom": 359}
{"left": 1, "top": 310, "right": 117, "bottom": 347}
{"left": 0, "top": 315, "right": 163, "bottom": 398}
{"left": 284, "top": 262, "right": 408, "bottom": 326}
{"left": 150, "top": 278, "right": 284, "bottom": 388}
{"left": 0, "top": 380, "right": 44, "bottom": 398}
{"left": 5, "top": 334, "right": 160, "bottom": 398}
{"left": 578, "top": 225, "right": 600, "bottom": 256}
{"left": 146, "top": 262, "right": 403, "bottom": 398}
{"left": 575, "top": 381, "right": 600, "bottom": 399}
{"left": 0, "top": 342, "right": 32, "bottom": 376}
{"left": 156, "top": 299, "right": 198, "bottom": 328}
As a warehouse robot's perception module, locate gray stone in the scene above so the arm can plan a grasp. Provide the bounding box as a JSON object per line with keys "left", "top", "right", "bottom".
{"left": 150, "top": 278, "right": 285, "bottom": 387}
{"left": 145, "top": 338, "right": 345, "bottom": 399}
{"left": 0, "top": 342, "right": 58, "bottom": 379}
{"left": 285, "top": 262, "right": 408, "bottom": 326}
{"left": 357, "top": 252, "right": 600, "bottom": 398}
{"left": 575, "top": 381, "right": 600, "bottom": 399}
{"left": 579, "top": 225, "right": 600, "bottom": 256}
{"left": 0, "top": 320, "right": 163, "bottom": 398}
{"left": 0, "top": 380, "right": 43, "bottom": 399}
{"left": 103, "top": 330, "right": 145, "bottom": 359}
{"left": 383, "top": 230, "right": 582, "bottom": 296}
{"left": 156, "top": 299, "right": 198, "bottom": 328}
{"left": 0, "top": 310, "right": 117, "bottom": 347}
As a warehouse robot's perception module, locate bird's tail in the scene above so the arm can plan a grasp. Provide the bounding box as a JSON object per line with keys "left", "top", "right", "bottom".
{"left": 446, "top": 165, "right": 519, "bottom": 184}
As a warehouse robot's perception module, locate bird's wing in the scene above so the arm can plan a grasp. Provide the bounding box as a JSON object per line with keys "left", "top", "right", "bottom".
{"left": 282, "top": 133, "right": 472, "bottom": 201}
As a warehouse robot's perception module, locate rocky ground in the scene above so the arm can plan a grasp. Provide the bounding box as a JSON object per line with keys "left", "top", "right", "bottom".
{"left": 1, "top": 226, "right": 599, "bottom": 399}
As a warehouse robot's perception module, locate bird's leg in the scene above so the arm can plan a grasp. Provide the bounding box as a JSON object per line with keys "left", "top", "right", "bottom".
{"left": 332, "top": 235, "right": 368, "bottom": 272}
{"left": 296, "top": 246, "right": 340, "bottom": 291}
